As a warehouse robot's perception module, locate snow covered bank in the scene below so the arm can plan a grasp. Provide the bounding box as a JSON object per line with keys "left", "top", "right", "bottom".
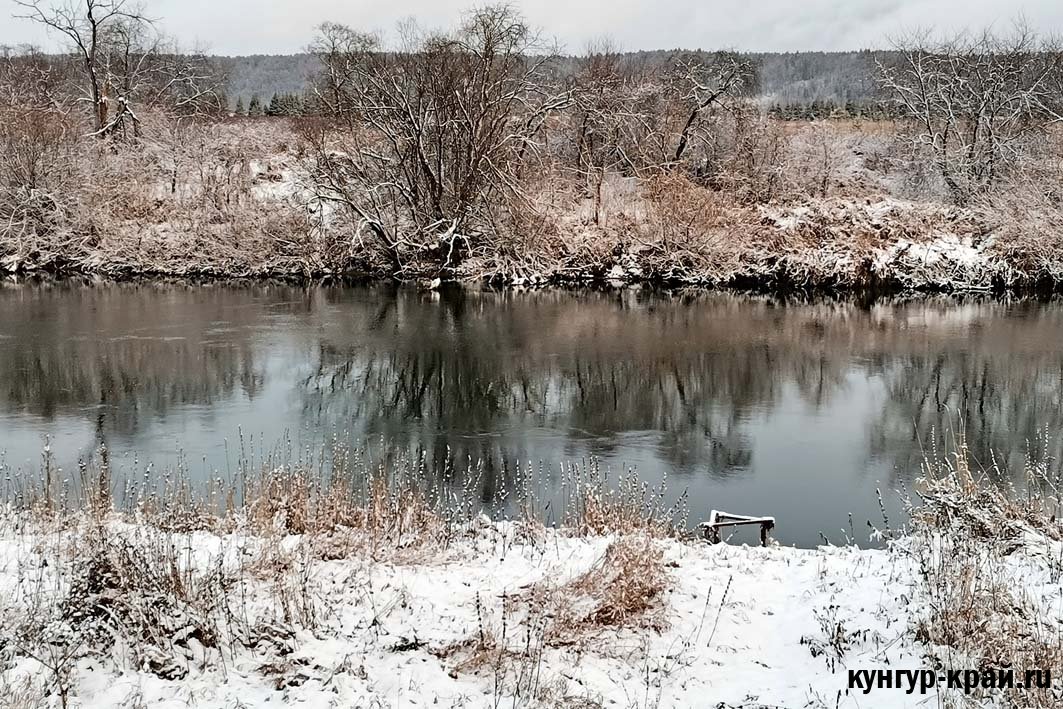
{"left": 2, "top": 453, "right": 1062, "bottom": 708}
{"left": 0, "top": 515, "right": 925, "bottom": 708}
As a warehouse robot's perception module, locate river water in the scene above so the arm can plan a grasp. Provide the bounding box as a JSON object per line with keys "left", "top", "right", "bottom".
{"left": 1, "top": 281, "right": 1060, "bottom": 546}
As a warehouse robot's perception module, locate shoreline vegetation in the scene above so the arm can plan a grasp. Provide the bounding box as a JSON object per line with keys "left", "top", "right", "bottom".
{"left": 0, "top": 443, "right": 1061, "bottom": 707}
{"left": 4, "top": 7, "right": 1063, "bottom": 293}
{"left": 4, "top": 115, "right": 1062, "bottom": 294}
{"left": 5, "top": 2, "right": 1063, "bottom": 705}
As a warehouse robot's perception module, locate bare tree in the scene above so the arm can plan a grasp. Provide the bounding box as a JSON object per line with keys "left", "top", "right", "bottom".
{"left": 14, "top": 0, "right": 222, "bottom": 138}
{"left": 670, "top": 52, "right": 753, "bottom": 164}
{"left": 879, "top": 23, "right": 1063, "bottom": 203}
{"left": 14, "top": 0, "right": 153, "bottom": 134}
{"left": 307, "top": 5, "right": 570, "bottom": 274}
{"left": 571, "top": 38, "right": 628, "bottom": 224}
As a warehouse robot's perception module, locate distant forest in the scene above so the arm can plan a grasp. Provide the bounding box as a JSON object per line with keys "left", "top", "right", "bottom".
{"left": 217, "top": 50, "right": 891, "bottom": 117}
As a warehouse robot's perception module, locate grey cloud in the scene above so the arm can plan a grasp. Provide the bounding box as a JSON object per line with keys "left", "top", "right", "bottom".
{"left": 2, "top": 0, "right": 1060, "bottom": 54}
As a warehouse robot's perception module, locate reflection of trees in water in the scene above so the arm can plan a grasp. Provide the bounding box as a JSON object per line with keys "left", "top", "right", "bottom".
{"left": 870, "top": 353, "right": 1063, "bottom": 485}
{"left": 863, "top": 299, "right": 1063, "bottom": 486}
{"left": 4, "top": 282, "right": 1063, "bottom": 497}
{"left": 298, "top": 288, "right": 864, "bottom": 479}
{"left": 0, "top": 282, "right": 269, "bottom": 438}
{"left": 300, "top": 290, "right": 1063, "bottom": 495}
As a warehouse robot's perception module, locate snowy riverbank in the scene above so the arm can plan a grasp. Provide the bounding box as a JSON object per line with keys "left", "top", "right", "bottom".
{"left": 2, "top": 457, "right": 1061, "bottom": 708}
{"left": 4, "top": 116, "right": 1063, "bottom": 293}
{"left": 2, "top": 517, "right": 1058, "bottom": 708}
{"left": 0, "top": 515, "right": 925, "bottom": 708}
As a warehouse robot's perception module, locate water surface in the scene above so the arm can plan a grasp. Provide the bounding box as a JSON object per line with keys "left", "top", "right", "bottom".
{"left": 2, "top": 281, "right": 1060, "bottom": 546}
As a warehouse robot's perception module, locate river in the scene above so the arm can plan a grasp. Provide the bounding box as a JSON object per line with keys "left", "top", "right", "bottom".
{"left": 2, "top": 280, "right": 1060, "bottom": 546}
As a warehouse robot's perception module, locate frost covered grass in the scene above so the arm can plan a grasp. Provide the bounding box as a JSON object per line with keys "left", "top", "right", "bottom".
{"left": 0, "top": 502, "right": 915, "bottom": 707}
{"left": 5, "top": 115, "right": 1063, "bottom": 293}
{"left": 903, "top": 440, "right": 1063, "bottom": 708}
{"left": 0, "top": 442, "right": 1061, "bottom": 707}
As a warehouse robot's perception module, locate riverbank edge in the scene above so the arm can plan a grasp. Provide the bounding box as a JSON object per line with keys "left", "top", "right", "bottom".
{"left": 4, "top": 258, "right": 1062, "bottom": 296}
{"left": 2, "top": 448, "right": 1061, "bottom": 707}
{"left": 0, "top": 510, "right": 922, "bottom": 708}
{"left": 1, "top": 506, "right": 1059, "bottom": 708}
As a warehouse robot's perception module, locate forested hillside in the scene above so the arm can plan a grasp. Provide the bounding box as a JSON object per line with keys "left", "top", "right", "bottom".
{"left": 214, "top": 53, "right": 318, "bottom": 110}
{"left": 217, "top": 50, "right": 892, "bottom": 112}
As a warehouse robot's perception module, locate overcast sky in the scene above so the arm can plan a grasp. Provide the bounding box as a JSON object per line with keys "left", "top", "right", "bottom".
{"left": 3, "top": 0, "right": 1062, "bottom": 55}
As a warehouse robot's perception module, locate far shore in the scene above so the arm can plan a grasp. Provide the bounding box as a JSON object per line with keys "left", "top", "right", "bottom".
{"left": 5, "top": 117, "right": 1063, "bottom": 296}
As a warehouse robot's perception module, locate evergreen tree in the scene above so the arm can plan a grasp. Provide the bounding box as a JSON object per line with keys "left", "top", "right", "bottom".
{"left": 234, "top": 96, "right": 246, "bottom": 116}
{"left": 247, "top": 95, "right": 263, "bottom": 117}
{"left": 263, "top": 93, "right": 306, "bottom": 117}
{"left": 290, "top": 93, "right": 305, "bottom": 115}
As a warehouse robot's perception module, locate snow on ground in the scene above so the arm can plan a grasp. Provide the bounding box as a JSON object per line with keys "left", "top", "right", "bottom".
{"left": 872, "top": 234, "right": 998, "bottom": 288}
{"left": 0, "top": 518, "right": 932, "bottom": 708}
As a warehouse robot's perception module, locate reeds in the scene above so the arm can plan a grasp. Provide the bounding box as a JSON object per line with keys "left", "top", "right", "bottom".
{"left": 0, "top": 439, "right": 683, "bottom": 707}
{"left": 905, "top": 437, "right": 1063, "bottom": 707}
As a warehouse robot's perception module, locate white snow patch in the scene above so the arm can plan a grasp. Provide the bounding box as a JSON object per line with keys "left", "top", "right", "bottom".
{"left": 0, "top": 519, "right": 934, "bottom": 708}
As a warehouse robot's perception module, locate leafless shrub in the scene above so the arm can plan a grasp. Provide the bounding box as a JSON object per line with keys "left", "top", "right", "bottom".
{"left": 307, "top": 5, "right": 570, "bottom": 275}
{"left": 0, "top": 49, "right": 83, "bottom": 269}
{"left": 711, "top": 108, "right": 788, "bottom": 203}
{"left": 0, "top": 107, "right": 81, "bottom": 267}
{"left": 973, "top": 126, "right": 1063, "bottom": 285}
{"left": 879, "top": 22, "right": 1063, "bottom": 204}
{"left": 644, "top": 172, "right": 729, "bottom": 249}
{"left": 784, "top": 120, "right": 874, "bottom": 199}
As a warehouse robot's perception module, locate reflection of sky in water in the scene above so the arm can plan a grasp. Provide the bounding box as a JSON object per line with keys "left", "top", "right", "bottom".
{"left": 1, "top": 282, "right": 1061, "bottom": 547}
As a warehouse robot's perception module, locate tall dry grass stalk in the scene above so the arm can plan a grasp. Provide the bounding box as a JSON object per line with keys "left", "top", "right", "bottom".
{"left": 906, "top": 436, "right": 1063, "bottom": 707}
{"left": 0, "top": 442, "right": 682, "bottom": 707}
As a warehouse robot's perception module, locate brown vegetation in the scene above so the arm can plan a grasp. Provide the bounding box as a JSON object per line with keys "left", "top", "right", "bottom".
{"left": 906, "top": 442, "right": 1063, "bottom": 707}
{"left": 0, "top": 443, "right": 679, "bottom": 708}
{"left": 3, "top": 436, "right": 1063, "bottom": 707}
{"left": 2, "top": 5, "right": 1063, "bottom": 291}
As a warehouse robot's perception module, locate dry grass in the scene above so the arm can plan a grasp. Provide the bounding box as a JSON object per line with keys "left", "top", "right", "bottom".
{"left": 0, "top": 114, "right": 343, "bottom": 279}
{"left": 6, "top": 434, "right": 1063, "bottom": 707}
{"left": 433, "top": 532, "right": 669, "bottom": 707}
{"left": 974, "top": 128, "right": 1063, "bottom": 288}
{"left": 0, "top": 443, "right": 682, "bottom": 683}
{"left": 1, "top": 107, "right": 1060, "bottom": 291}
{"left": 0, "top": 453, "right": 454, "bottom": 706}
{"left": 513, "top": 533, "right": 670, "bottom": 653}
{"left": 906, "top": 439, "right": 1063, "bottom": 707}
{"left": 0, "top": 440, "right": 685, "bottom": 708}
{"left": 558, "top": 461, "right": 687, "bottom": 538}
{"left": 563, "top": 535, "right": 669, "bottom": 631}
